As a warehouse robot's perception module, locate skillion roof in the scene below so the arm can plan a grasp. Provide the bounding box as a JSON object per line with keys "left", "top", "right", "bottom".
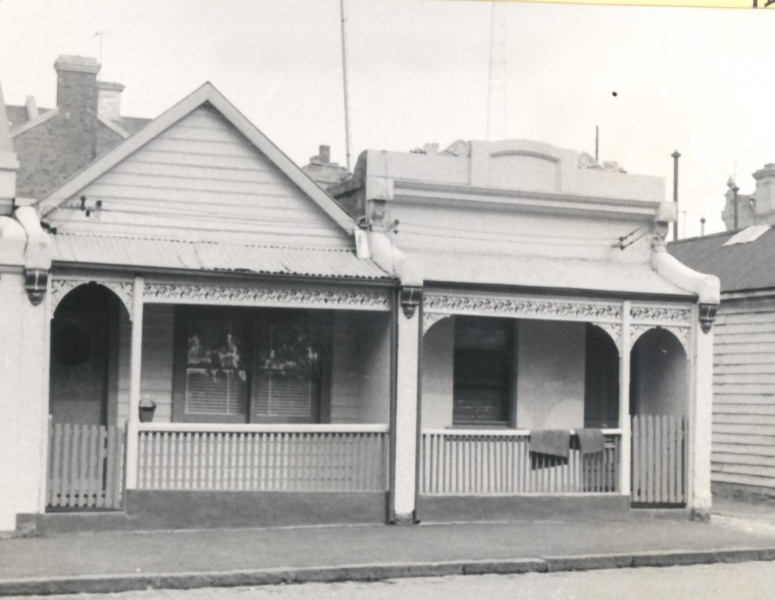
{"left": 668, "top": 228, "right": 775, "bottom": 294}
{"left": 51, "top": 233, "right": 391, "bottom": 281}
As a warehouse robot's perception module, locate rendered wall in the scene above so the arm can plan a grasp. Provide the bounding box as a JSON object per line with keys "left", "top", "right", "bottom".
{"left": 420, "top": 317, "right": 586, "bottom": 431}
{"left": 630, "top": 329, "right": 688, "bottom": 418}
{"left": 516, "top": 320, "right": 586, "bottom": 431}
{"left": 421, "top": 317, "right": 454, "bottom": 429}
{"left": 0, "top": 272, "right": 49, "bottom": 532}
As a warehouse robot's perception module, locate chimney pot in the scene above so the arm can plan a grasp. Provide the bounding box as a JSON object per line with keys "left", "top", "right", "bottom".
{"left": 319, "top": 145, "right": 331, "bottom": 164}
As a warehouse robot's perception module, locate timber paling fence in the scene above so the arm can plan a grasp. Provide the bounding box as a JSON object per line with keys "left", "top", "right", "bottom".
{"left": 135, "top": 424, "right": 389, "bottom": 492}
{"left": 631, "top": 414, "right": 686, "bottom": 505}
{"left": 420, "top": 430, "right": 621, "bottom": 495}
{"left": 47, "top": 421, "right": 126, "bottom": 509}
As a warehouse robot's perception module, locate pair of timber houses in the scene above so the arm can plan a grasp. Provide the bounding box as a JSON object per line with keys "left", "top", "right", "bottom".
{"left": 0, "top": 56, "right": 719, "bottom": 536}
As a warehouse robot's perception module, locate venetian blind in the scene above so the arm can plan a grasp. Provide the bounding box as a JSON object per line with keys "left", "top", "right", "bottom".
{"left": 185, "top": 318, "right": 249, "bottom": 418}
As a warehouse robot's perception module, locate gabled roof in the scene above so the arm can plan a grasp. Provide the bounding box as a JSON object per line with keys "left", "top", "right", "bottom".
{"left": 39, "top": 82, "right": 355, "bottom": 234}
{"left": 668, "top": 228, "right": 775, "bottom": 294}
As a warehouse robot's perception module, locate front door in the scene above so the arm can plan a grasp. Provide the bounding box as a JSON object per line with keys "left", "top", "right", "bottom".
{"left": 49, "top": 310, "right": 108, "bottom": 426}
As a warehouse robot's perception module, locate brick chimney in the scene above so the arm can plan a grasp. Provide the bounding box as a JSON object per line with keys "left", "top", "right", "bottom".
{"left": 54, "top": 55, "right": 100, "bottom": 116}
{"left": 98, "top": 81, "right": 124, "bottom": 123}
{"left": 51, "top": 55, "right": 101, "bottom": 184}
{"left": 722, "top": 179, "right": 755, "bottom": 231}
{"left": 302, "top": 145, "right": 349, "bottom": 190}
{"left": 753, "top": 163, "right": 775, "bottom": 224}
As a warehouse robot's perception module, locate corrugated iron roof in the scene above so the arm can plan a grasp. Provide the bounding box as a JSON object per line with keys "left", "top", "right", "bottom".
{"left": 51, "top": 233, "right": 392, "bottom": 280}
{"left": 669, "top": 228, "right": 775, "bottom": 293}
{"left": 421, "top": 252, "right": 694, "bottom": 297}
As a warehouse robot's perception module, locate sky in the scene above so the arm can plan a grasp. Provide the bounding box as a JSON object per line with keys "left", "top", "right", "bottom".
{"left": 1, "top": 0, "right": 774, "bottom": 238}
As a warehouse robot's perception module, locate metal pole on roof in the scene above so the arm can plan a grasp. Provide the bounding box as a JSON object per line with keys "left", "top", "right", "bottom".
{"left": 340, "top": 0, "right": 352, "bottom": 173}
{"left": 700, "top": 217, "right": 706, "bottom": 237}
{"left": 672, "top": 150, "right": 681, "bottom": 241}
{"left": 733, "top": 184, "right": 740, "bottom": 230}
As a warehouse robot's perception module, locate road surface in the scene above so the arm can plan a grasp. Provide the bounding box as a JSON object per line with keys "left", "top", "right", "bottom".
{"left": 10, "top": 561, "right": 775, "bottom": 599}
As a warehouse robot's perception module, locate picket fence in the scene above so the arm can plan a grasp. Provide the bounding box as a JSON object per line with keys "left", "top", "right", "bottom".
{"left": 631, "top": 415, "right": 686, "bottom": 506}
{"left": 47, "top": 421, "right": 126, "bottom": 509}
{"left": 420, "top": 429, "right": 621, "bottom": 495}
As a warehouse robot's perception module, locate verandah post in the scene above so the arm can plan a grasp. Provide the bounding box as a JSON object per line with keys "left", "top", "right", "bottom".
{"left": 125, "top": 275, "right": 144, "bottom": 490}
{"left": 689, "top": 304, "right": 713, "bottom": 519}
{"left": 619, "top": 300, "right": 632, "bottom": 498}
{"left": 389, "top": 287, "right": 421, "bottom": 524}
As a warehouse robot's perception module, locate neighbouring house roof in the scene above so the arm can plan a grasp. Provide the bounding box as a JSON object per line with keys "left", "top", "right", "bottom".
{"left": 421, "top": 252, "right": 694, "bottom": 298}
{"left": 51, "top": 233, "right": 391, "bottom": 280}
{"left": 668, "top": 227, "right": 775, "bottom": 294}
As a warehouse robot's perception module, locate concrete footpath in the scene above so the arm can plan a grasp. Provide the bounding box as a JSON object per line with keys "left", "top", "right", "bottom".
{"left": 2, "top": 498, "right": 775, "bottom": 596}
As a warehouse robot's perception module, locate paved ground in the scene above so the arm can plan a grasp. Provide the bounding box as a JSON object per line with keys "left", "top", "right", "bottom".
{"left": 11, "top": 562, "right": 775, "bottom": 600}
{"left": 0, "top": 496, "right": 774, "bottom": 596}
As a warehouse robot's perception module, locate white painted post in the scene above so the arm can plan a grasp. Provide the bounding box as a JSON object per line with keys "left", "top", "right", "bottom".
{"left": 125, "top": 276, "right": 144, "bottom": 490}
{"left": 391, "top": 301, "right": 420, "bottom": 524}
{"left": 619, "top": 300, "right": 632, "bottom": 496}
{"left": 689, "top": 307, "right": 713, "bottom": 519}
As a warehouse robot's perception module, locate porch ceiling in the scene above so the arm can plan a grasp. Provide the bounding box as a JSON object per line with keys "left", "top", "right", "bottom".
{"left": 50, "top": 232, "right": 392, "bottom": 280}
{"left": 421, "top": 252, "right": 694, "bottom": 297}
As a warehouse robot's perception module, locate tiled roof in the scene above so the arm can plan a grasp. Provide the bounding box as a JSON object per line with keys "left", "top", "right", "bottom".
{"left": 51, "top": 233, "right": 392, "bottom": 280}
{"left": 669, "top": 228, "right": 775, "bottom": 294}
{"left": 420, "top": 252, "right": 694, "bottom": 297}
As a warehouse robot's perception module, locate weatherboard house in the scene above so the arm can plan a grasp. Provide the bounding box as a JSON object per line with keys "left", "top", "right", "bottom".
{"left": 0, "top": 56, "right": 719, "bottom": 535}
{"left": 670, "top": 164, "right": 775, "bottom": 499}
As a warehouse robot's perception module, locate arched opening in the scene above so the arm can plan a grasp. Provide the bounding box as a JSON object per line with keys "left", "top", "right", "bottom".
{"left": 628, "top": 327, "right": 689, "bottom": 507}
{"left": 49, "top": 283, "right": 127, "bottom": 426}
{"left": 583, "top": 323, "right": 620, "bottom": 428}
{"left": 421, "top": 317, "right": 621, "bottom": 430}
{"left": 629, "top": 328, "right": 688, "bottom": 418}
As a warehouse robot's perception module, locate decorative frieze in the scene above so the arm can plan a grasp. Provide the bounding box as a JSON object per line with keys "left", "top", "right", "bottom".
{"left": 424, "top": 293, "right": 621, "bottom": 322}
{"left": 423, "top": 312, "right": 451, "bottom": 335}
{"left": 592, "top": 322, "right": 622, "bottom": 353}
{"left": 630, "top": 323, "right": 690, "bottom": 353}
{"left": 630, "top": 306, "right": 691, "bottom": 326}
{"left": 50, "top": 278, "right": 135, "bottom": 320}
{"left": 143, "top": 283, "right": 391, "bottom": 311}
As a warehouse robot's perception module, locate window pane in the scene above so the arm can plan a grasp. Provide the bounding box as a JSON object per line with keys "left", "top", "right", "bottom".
{"left": 255, "top": 371, "right": 314, "bottom": 418}
{"left": 186, "top": 368, "right": 248, "bottom": 416}
{"left": 455, "top": 316, "right": 512, "bottom": 350}
{"left": 254, "top": 313, "right": 321, "bottom": 422}
{"left": 187, "top": 318, "right": 248, "bottom": 369}
{"left": 453, "top": 317, "right": 514, "bottom": 426}
{"left": 185, "top": 318, "right": 249, "bottom": 418}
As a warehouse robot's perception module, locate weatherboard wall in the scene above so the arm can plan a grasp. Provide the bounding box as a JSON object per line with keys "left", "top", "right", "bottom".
{"left": 115, "top": 308, "right": 389, "bottom": 426}
{"left": 47, "top": 104, "right": 352, "bottom": 248}
{"left": 712, "top": 296, "right": 775, "bottom": 495}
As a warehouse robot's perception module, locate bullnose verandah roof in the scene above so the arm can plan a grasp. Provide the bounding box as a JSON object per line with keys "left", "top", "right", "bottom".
{"left": 51, "top": 232, "right": 392, "bottom": 280}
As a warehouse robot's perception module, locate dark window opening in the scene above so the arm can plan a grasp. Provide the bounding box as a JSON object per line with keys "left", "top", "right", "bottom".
{"left": 453, "top": 316, "right": 515, "bottom": 427}
{"left": 174, "top": 308, "right": 332, "bottom": 424}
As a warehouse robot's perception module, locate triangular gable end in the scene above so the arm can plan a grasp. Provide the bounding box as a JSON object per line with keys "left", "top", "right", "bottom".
{"left": 39, "top": 83, "right": 356, "bottom": 243}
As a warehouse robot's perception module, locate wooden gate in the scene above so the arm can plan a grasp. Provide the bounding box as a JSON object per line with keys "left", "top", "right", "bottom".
{"left": 47, "top": 421, "right": 126, "bottom": 510}
{"left": 631, "top": 415, "right": 686, "bottom": 507}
